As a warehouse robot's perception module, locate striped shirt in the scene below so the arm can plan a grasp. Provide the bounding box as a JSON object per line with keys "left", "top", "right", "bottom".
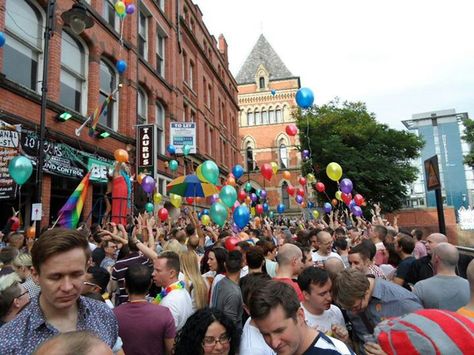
{"left": 112, "top": 251, "right": 150, "bottom": 305}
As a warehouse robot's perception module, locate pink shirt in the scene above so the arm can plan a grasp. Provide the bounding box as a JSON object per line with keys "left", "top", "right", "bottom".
{"left": 413, "top": 241, "right": 427, "bottom": 259}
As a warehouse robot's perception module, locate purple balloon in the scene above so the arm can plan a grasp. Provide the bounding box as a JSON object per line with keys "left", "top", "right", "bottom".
{"left": 295, "top": 195, "right": 303, "bottom": 204}
{"left": 352, "top": 206, "right": 363, "bottom": 217}
{"left": 126, "top": 4, "right": 136, "bottom": 14}
{"left": 141, "top": 176, "right": 155, "bottom": 194}
{"left": 324, "top": 202, "right": 332, "bottom": 213}
{"left": 209, "top": 194, "right": 219, "bottom": 204}
{"left": 340, "top": 178, "right": 353, "bottom": 194}
{"left": 250, "top": 193, "right": 258, "bottom": 202}
{"left": 260, "top": 189, "right": 267, "bottom": 199}
{"left": 302, "top": 150, "right": 310, "bottom": 159}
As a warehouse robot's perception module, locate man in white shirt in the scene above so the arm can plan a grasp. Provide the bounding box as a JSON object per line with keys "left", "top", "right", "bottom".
{"left": 152, "top": 251, "right": 193, "bottom": 331}
{"left": 297, "top": 267, "right": 348, "bottom": 342}
{"left": 312, "top": 231, "right": 343, "bottom": 266}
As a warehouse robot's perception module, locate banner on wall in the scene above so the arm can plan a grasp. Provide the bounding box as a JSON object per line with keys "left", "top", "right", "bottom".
{"left": 136, "top": 124, "right": 156, "bottom": 177}
{"left": 0, "top": 121, "right": 21, "bottom": 200}
{"left": 170, "top": 122, "right": 196, "bottom": 154}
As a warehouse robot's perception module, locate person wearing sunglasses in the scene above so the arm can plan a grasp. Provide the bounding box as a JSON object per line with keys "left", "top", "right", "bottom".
{"left": 0, "top": 273, "right": 30, "bottom": 327}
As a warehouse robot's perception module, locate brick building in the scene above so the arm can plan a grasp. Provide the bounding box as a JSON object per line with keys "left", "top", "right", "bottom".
{"left": 237, "top": 34, "right": 305, "bottom": 214}
{"left": 0, "top": 0, "right": 238, "bottom": 228}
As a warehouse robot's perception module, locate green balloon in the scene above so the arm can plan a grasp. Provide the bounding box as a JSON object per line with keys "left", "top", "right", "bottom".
{"left": 210, "top": 201, "right": 228, "bottom": 227}
{"left": 169, "top": 159, "right": 178, "bottom": 171}
{"left": 201, "top": 160, "right": 219, "bottom": 185}
{"left": 219, "top": 185, "right": 237, "bottom": 208}
{"left": 8, "top": 156, "right": 33, "bottom": 185}
{"left": 244, "top": 182, "right": 252, "bottom": 192}
{"left": 269, "top": 211, "right": 275, "bottom": 218}
{"left": 145, "top": 202, "right": 154, "bottom": 212}
{"left": 183, "top": 144, "right": 191, "bottom": 156}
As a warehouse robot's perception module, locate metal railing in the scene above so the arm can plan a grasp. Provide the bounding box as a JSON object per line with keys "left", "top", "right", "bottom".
{"left": 457, "top": 245, "right": 474, "bottom": 257}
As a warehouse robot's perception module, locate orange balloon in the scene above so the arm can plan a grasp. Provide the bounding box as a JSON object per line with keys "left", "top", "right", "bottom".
{"left": 227, "top": 177, "right": 236, "bottom": 186}
{"left": 195, "top": 197, "right": 203, "bottom": 203}
{"left": 301, "top": 201, "right": 307, "bottom": 208}
{"left": 114, "top": 149, "right": 129, "bottom": 163}
{"left": 245, "top": 196, "right": 251, "bottom": 205}
{"left": 332, "top": 198, "right": 338, "bottom": 207}
{"left": 137, "top": 173, "right": 146, "bottom": 184}
{"left": 283, "top": 171, "right": 291, "bottom": 180}
{"left": 26, "top": 226, "right": 36, "bottom": 239}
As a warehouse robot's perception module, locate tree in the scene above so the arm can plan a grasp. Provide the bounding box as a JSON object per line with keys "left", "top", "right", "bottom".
{"left": 296, "top": 99, "right": 424, "bottom": 212}
{"left": 462, "top": 118, "right": 474, "bottom": 167}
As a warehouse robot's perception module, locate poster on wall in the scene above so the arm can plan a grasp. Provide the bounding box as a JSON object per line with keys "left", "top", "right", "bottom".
{"left": 136, "top": 124, "right": 157, "bottom": 177}
{"left": 170, "top": 122, "right": 196, "bottom": 154}
{"left": 0, "top": 121, "right": 21, "bottom": 200}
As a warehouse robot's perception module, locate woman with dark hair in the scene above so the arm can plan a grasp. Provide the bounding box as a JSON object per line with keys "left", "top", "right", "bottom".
{"left": 174, "top": 308, "right": 238, "bottom": 355}
{"left": 202, "top": 247, "right": 228, "bottom": 305}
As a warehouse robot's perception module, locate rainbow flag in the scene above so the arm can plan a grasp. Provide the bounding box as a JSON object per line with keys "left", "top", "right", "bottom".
{"left": 88, "top": 93, "right": 113, "bottom": 137}
{"left": 58, "top": 172, "right": 91, "bottom": 229}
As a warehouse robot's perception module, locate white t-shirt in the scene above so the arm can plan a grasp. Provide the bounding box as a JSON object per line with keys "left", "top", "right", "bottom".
{"left": 160, "top": 283, "right": 194, "bottom": 331}
{"left": 240, "top": 318, "right": 276, "bottom": 355}
{"left": 301, "top": 303, "right": 346, "bottom": 334}
{"left": 312, "top": 251, "right": 343, "bottom": 265}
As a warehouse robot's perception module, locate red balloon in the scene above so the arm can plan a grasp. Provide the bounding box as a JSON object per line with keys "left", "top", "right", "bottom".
{"left": 158, "top": 208, "right": 169, "bottom": 221}
{"left": 287, "top": 185, "right": 296, "bottom": 196}
{"left": 225, "top": 236, "right": 240, "bottom": 251}
{"left": 238, "top": 190, "right": 247, "bottom": 202}
{"left": 286, "top": 124, "right": 298, "bottom": 136}
{"left": 341, "top": 192, "right": 352, "bottom": 204}
{"left": 315, "top": 182, "right": 325, "bottom": 193}
{"left": 296, "top": 187, "right": 305, "bottom": 197}
{"left": 185, "top": 197, "right": 194, "bottom": 204}
{"left": 354, "top": 194, "right": 365, "bottom": 206}
{"left": 260, "top": 163, "right": 273, "bottom": 181}
{"left": 299, "top": 177, "right": 307, "bottom": 186}
{"left": 256, "top": 204, "right": 264, "bottom": 215}
{"left": 10, "top": 217, "right": 20, "bottom": 232}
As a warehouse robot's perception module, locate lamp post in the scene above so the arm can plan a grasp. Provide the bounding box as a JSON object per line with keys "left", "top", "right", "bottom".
{"left": 35, "top": 1, "right": 94, "bottom": 236}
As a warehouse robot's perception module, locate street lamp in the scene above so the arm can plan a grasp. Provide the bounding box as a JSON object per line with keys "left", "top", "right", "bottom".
{"left": 35, "top": 1, "right": 94, "bottom": 236}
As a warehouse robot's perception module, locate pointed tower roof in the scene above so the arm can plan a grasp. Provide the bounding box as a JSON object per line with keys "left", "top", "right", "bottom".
{"left": 236, "top": 34, "right": 294, "bottom": 85}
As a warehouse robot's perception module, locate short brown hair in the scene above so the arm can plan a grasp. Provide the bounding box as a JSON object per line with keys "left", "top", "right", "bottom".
{"left": 396, "top": 234, "right": 415, "bottom": 255}
{"left": 31, "top": 228, "right": 90, "bottom": 274}
{"left": 332, "top": 269, "right": 369, "bottom": 309}
{"left": 157, "top": 251, "right": 180, "bottom": 274}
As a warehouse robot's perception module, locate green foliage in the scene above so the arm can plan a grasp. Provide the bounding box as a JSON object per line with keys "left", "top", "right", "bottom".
{"left": 296, "top": 99, "right": 424, "bottom": 212}
{"left": 462, "top": 118, "right": 474, "bottom": 167}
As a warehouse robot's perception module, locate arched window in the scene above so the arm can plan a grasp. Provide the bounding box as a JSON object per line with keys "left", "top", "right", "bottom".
{"left": 156, "top": 101, "right": 166, "bottom": 155}
{"left": 282, "top": 181, "right": 290, "bottom": 209}
{"left": 255, "top": 111, "right": 262, "bottom": 125}
{"left": 262, "top": 109, "right": 269, "bottom": 124}
{"left": 3, "top": 0, "right": 43, "bottom": 91}
{"left": 246, "top": 146, "right": 255, "bottom": 171}
{"left": 137, "top": 86, "right": 147, "bottom": 124}
{"left": 60, "top": 31, "right": 87, "bottom": 114}
{"left": 276, "top": 107, "right": 283, "bottom": 123}
{"left": 269, "top": 107, "right": 276, "bottom": 123}
{"left": 99, "top": 60, "right": 117, "bottom": 129}
{"left": 259, "top": 76, "right": 265, "bottom": 89}
{"left": 279, "top": 139, "right": 288, "bottom": 168}
{"left": 247, "top": 111, "right": 255, "bottom": 126}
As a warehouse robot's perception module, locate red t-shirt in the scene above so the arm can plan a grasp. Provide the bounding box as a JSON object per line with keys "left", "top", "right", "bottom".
{"left": 273, "top": 277, "right": 305, "bottom": 301}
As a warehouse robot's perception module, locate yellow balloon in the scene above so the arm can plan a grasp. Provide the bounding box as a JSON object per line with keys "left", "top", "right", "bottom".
{"left": 306, "top": 173, "right": 316, "bottom": 183}
{"left": 250, "top": 207, "right": 256, "bottom": 216}
{"left": 196, "top": 164, "right": 208, "bottom": 183}
{"left": 326, "top": 162, "right": 343, "bottom": 181}
{"left": 335, "top": 191, "right": 343, "bottom": 201}
{"left": 153, "top": 192, "right": 163, "bottom": 204}
{"left": 271, "top": 162, "right": 279, "bottom": 175}
{"left": 114, "top": 1, "right": 126, "bottom": 15}
{"left": 170, "top": 193, "right": 182, "bottom": 208}
{"left": 312, "top": 210, "right": 320, "bottom": 219}
{"left": 201, "top": 214, "right": 210, "bottom": 226}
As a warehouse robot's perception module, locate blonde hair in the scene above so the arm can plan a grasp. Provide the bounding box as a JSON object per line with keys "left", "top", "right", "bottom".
{"left": 13, "top": 253, "right": 33, "bottom": 268}
{"left": 164, "top": 239, "right": 184, "bottom": 255}
{"left": 180, "top": 251, "right": 208, "bottom": 310}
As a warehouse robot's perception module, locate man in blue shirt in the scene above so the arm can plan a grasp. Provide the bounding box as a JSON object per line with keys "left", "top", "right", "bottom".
{"left": 0, "top": 228, "right": 118, "bottom": 355}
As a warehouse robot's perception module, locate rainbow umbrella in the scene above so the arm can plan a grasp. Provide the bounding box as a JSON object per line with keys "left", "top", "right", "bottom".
{"left": 167, "top": 174, "right": 218, "bottom": 197}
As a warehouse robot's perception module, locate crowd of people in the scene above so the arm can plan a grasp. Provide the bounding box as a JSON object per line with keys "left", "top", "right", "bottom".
{"left": 0, "top": 203, "right": 473, "bottom": 355}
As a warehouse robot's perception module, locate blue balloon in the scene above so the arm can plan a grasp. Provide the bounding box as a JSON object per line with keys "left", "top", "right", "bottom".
{"left": 0, "top": 32, "right": 5, "bottom": 48}
{"left": 263, "top": 202, "right": 269, "bottom": 212}
{"left": 308, "top": 201, "right": 314, "bottom": 209}
{"left": 232, "top": 164, "right": 244, "bottom": 179}
{"left": 167, "top": 144, "right": 176, "bottom": 155}
{"left": 295, "top": 87, "right": 314, "bottom": 109}
{"left": 233, "top": 205, "right": 250, "bottom": 229}
{"left": 271, "top": 89, "right": 276, "bottom": 96}
{"left": 324, "top": 202, "right": 332, "bottom": 213}
{"left": 277, "top": 203, "right": 285, "bottom": 214}
{"left": 202, "top": 209, "right": 209, "bottom": 215}
{"left": 116, "top": 59, "right": 127, "bottom": 74}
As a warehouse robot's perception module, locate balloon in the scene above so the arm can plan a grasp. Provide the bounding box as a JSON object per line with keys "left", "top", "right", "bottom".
{"left": 250, "top": 207, "right": 256, "bottom": 216}
{"left": 260, "top": 163, "right": 273, "bottom": 181}
{"left": 170, "top": 194, "right": 182, "bottom": 208}
{"left": 182, "top": 144, "right": 191, "bottom": 156}
{"left": 315, "top": 182, "right": 325, "bottom": 193}
{"left": 201, "top": 160, "right": 219, "bottom": 185}
{"left": 158, "top": 208, "right": 169, "bottom": 221}
{"left": 209, "top": 193, "right": 219, "bottom": 204}
{"left": 245, "top": 196, "right": 251, "bottom": 205}
{"left": 124, "top": 0, "right": 134, "bottom": 5}
{"left": 10, "top": 217, "right": 20, "bottom": 232}
{"left": 296, "top": 187, "right": 305, "bottom": 197}
{"left": 137, "top": 173, "right": 146, "bottom": 184}
{"left": 335, "top": 191, "right": 343, "bottom": 201}
{"left": 271, "top": 89, "right": 276, "bottom": 96}
{"left": 354, "top": 194, "right": 365, "bottom": 206}
{"left": 126, "top": 3, "right": 136, "bottom": 14}
{"left": 116, "top": 60, "right": 127, "bottom": 74}
{"left": 210, "top": 202, "right": 228, "bottom": 227}
{"left": 287, "top": 185, "right": 296, "bottom": 196}
{"left": 277, "top": 203, "right": 285, "bottom": 214}
{"left": 352, "top": 206, "right": 363, "bottom": 217}
{"left": 185, "top": 197, "right": 194, "bottom": 204}
{"left": 324, "top": 202, "right": 332, "bottom": 213}
{"left": 26, "top": 226, "right": 36, "bottom": 239}
{"left": 232, "top": 165, "right": 244, "bottom": 179}
{"left": 225, "top": 236, "right": 241, "bottom": 251}
{"left": 299, "top": 177, "right": 307, "bottom": 186}
{"left": 255, "top": 204, "right": 264, "bottom": 215}
{"left": 114, "top": 149, "right": 129, "bottom": 163}
{"left": 326, "top": 162, "right": 343, "bottom": 181}
{"left": 295, "top": 87, "right": 315, "bottom": 109}
{"left": 342, "top": 192, "right": 352, "bottom": 204}
{"left": 238, "top": 190, "right": 247, "bottom": 202}
{"left": 269, "top": 211, "right": 275, "bottom": 218}
{"left": 169, "top": 159, "right": 178, "bottom": 171}
{"left": 340, "top": 178, "right": 353, "bottom": 194}
{"left": 308, "top": 201, "right": 314, "bottom": 209}
{"left": 145, "top": 202, "right": 154, "bottom": 213}
{"left": 201, "top": 214, "right": 210, "bottom": 226}
{"left": 306, "top": 173, "right": 316, "bottom": 183}
{"left": 260, "top": 189, "right": 267, "bottom": 200}
{"left": 302, "top": 150, "right": 310, "bottom": 160}
{"left": 295, "top": 195, "right": 303, "bottom": 204}
{"left": 285, "top": 124, "right": 298, "bottom": 136}
{"left": 115, "top": 1, "right": 126, "bottom": 15}
{"left": 250, "top": 193, "right": 258, "bottom": 203}
{"left": 220, "top": 185, "right": 237, "bottom": 208}
{"left": 141, "top": 175, "right": 155, "bottom": 194}
{"left": 196, "top": 164, "right": 207, "bottom": 183}
{"left": 227, "top": 176, "right": 236, "bottom": 186}
{"left": 153, "top": 192, "right": 163, "bottom": 203}
{"left": 8, "top": 156, "right": 33, "bottom": 185}
{"left": 0, "top": 32, "right": 5, "bottom": 48}
{"left": 244, "top": 182, "right": 252, "bottom": 192}
{"left": 301, "top": 201, "right": 307, "bottom": 208}
{"left": 167, "top": 144, "right": 176, "bottom": 155}
{"left": 283, "top": 171, "right": 291, "bottom": 180}
{"left": 202, "top": 209, "right": 210, "bottom": 215}
{"left": 312, "top": 210, "right": 320, "bottom": 219}
{"left": 331, "top": 198, "right": 338, "bottom": 207}
{"left": 233, "top": 205, "right": 250, "bottom": 229}
{"left": 263, "top": 202, "right": 269, "bottom": 212}
{"left": 271, "top": 162, "right": 279, "bottom": 175}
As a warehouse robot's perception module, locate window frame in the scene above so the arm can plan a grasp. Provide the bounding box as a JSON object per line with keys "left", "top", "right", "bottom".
{"left": 155, "top": 25, "right": 167, "bottom": 77}
{"left": 137, "top": 86, "right": 148, "bottom": 124}
{"left": 138, "top": 5, "right": 149, "bottom": 60}
{"left": 98, "top": 58, "right": 118, "bottom": 130}
{"left": 156, "top": 101, "right": 166, "bottom": 155}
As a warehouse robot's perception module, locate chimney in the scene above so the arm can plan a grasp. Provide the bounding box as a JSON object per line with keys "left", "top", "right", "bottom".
{"left": 218, "top": 34, "right": 228, "bottom": 67}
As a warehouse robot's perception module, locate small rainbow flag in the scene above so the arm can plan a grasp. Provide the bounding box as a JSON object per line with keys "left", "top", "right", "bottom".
{"left": 88, "top": 85, "right": 121, "bottom": 137}
{"left": 58, "top": 172, "right": 91, "bottom": 229}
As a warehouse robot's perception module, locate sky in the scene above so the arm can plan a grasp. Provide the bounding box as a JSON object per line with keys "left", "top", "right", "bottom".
{"left": 193, "top": 0, "right": 474, "bottom": 129}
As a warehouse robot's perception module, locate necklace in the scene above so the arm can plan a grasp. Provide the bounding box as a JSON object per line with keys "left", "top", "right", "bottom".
{"left": 153, "top": 281, "right": 185, "bottom": 304}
